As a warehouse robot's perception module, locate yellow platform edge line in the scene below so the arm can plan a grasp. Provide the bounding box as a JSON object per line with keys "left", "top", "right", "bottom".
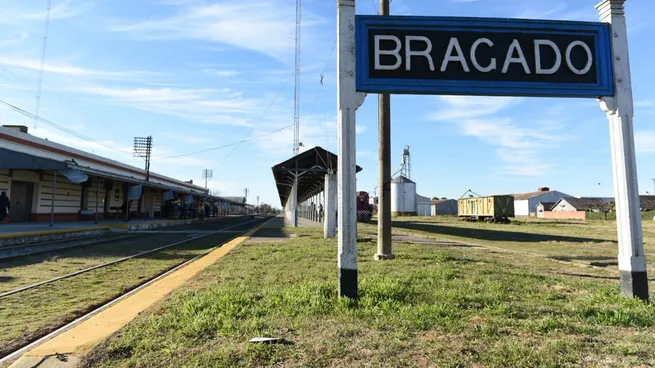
{"left": 19, "top": 218, "right": 270, "bottom": 359}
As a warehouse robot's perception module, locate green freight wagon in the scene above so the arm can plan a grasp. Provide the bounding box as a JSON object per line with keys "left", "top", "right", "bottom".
{"left": 457, "top": 195, "right": 514, "bottom": 223}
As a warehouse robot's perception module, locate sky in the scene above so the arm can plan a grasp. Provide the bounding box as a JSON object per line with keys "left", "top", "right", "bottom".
{"left": 0, "top": 0, "right": 654, "bottom": 208}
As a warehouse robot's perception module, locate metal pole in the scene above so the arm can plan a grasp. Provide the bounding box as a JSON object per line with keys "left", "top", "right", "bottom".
{"left": 597, "top": 0, "right": 648, "bottom": 300}
{"left": 337, "top": 0, "right": 365, "bottom": 299}
{"left": 375, "top": 0, "right": 394, "bottom": 261}
{"left": 49, "top": 171, "right": 56, "bottom": 227}
{"left": 95, "top": 176, "right": 99, "bottom": 224}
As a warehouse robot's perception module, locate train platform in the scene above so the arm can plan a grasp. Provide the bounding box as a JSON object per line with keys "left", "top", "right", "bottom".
{"left": 292, "top": 217, "right": 323, "bottom": 227}
{"left": 0, "top": 217, "right": 226, "bottom": 247}
{"left": 5, "top": 215, "right": 275, "bottom": 368}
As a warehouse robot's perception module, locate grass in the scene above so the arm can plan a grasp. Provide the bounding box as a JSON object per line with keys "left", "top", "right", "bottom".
{"left": 0, "top": 219, "right": 262, "bottom": 358}
{"left": 369, "top": 216, "right": 655, "bottom": 274}
{"left": 0, "top": 233, "right": 191, "bottom": 293}
{"left": 82, "top": 220, "right": 655, "bottom": 368}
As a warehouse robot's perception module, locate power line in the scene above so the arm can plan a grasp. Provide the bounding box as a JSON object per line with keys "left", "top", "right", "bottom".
{"left": 34, "top": 0, "right": 53, "bottom": 130}
{"left": 158, "top": 124, "right": 294, "bottom": 160}
{"left": 308, "top": 37, "right": 337, "bottom": 149}
{"left": 220, "top": 70, "right": 294, "bottom": 164}
{"left": 0, "top": 99, "right": 133, "bottom": 156}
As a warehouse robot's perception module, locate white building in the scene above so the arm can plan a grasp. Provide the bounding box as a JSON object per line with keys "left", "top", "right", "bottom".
{"left": 431, "top": 199, "right": 458, "bottom": 216}
{"left": 416, "top": 194, "right": 431, "bottom": 216}
{"left": 511, "top": 187, "right": 573, "bottom": 217}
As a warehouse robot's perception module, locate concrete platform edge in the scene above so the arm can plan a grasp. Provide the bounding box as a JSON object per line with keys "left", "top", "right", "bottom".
{"left": 0, "top": 218, "right": 211, "bottom": 247}
{"left": 4, "top": 216, "right": 274, "bottom": 368}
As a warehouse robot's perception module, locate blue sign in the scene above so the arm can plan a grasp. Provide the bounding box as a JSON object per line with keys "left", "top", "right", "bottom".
{"left": 355, "top": 16, "right": 614, "bottom": 98}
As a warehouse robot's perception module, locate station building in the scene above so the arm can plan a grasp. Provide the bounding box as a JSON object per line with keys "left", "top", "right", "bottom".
{"left": 0, "top": 125, "right": 248, "bottom": 223}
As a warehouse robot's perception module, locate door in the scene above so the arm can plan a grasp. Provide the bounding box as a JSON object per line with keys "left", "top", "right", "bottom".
{"left": 9, "top": 181, "right": 34, "bottom": 222}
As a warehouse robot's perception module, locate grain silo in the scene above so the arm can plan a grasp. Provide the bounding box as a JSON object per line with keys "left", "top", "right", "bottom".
{"left": 391, "top": 175, "right": 416, "bottom": 216}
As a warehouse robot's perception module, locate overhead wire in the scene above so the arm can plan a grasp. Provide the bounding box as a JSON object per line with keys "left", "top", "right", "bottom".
{"left": 0, "top": 99, "right": 135, "bottom": 156}
{"left": 307, "top": 37, "right": 337, "bottom": 159}
{"left": 211, "top": 70, "right": 295, "bottom": 166}
{"left": 158, "top": 124, "right": 295, "bottom": 160}
{"left": 34, "top": 0, "right": 53, "bottom": 129}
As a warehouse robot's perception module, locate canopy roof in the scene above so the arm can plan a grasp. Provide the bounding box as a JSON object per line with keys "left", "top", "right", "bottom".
{"left": 0, "top": 148, "right": 68, "bottom": 170}
{"left": 271, "top": 146, "right": 362, "bottom": 206}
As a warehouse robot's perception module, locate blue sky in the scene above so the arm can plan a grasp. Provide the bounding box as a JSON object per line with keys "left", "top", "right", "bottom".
{"left": 0, "top": 0, "right": 654, "bottom": 208}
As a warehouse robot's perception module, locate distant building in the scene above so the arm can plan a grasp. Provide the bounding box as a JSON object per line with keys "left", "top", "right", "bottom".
{"left": 536, "top": 202, "right": 556, "bottom": 218}
{"left": 223, "top": 196, "right": 246, "bottom": 204}
{"left": 431, "top": 199, "right": 458, "bottom": 216}
{"left": 416, "top": 194, "right": 432, "bottom": 216}
{"left": 553, "top": 197, "right": 611, "bottom": 212}
{"left": 509, "top": 187, "right": 573, "bottom": 217}
{"left": 545, "top": 197, "right": 612, "bottom": 220}
{"left": 605, "top": 196, "right": 655, "bottom": 212}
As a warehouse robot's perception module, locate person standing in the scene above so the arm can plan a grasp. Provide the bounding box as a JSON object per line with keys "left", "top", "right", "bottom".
{"left": 0, "top": 191, "right": 10, "bottom": 223}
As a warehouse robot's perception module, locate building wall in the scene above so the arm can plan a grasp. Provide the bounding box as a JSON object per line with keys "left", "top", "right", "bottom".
{"left": 552, "top": 200, "right": 577, "bottom": 212}
{"left": 0, "top": 169, "right": 9, "bottom": 194}
{"left": 431, "top": 200, "right": 458, "bottom": 216}
{"left": 543, "top": 211, "right": 586, "bottom": 220}
{"left": 527, "top": 192, "right": 573, "bottom": 215}
{"left": 154, "top": 190, "right": 162, "bottom": 213}
{"left": 514, "top": 200, "right": 530, "bottom": 217}
{"left": 38, "top": 171, "right": 82, "bottom": 213}
{"left": 82, "top": 177, "right": 108, "bottom": 214}
{"left": 0, "top": 128, "right": 208, "bottom": 196}
{"left": 416, "top": 203, "right": 431, "bottom": 216}
{"left": 107, "top": 181, "right": 125, "bottom": 213}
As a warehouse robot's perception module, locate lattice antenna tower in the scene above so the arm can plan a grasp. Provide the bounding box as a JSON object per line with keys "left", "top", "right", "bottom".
{"left": 34, "top": 0, "right": 53, "bottom": 129}
{"left": 293, "top": 0, "right": 301, "bottom": 156}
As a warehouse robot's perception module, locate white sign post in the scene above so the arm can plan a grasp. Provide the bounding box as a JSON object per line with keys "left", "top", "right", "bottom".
{"left": 597, "top": 0, "right": 648, "bottom": 300}
{"left": 338, "top": 0, "right": 648, "bottom": 301}
{"left": 337, "top": 0, "right": 366, "bottom": 299}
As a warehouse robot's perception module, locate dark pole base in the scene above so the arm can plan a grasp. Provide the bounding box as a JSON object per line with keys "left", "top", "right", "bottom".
{"left": 339, "top": 268, "right": 358, "bottom": 300}
{"left": 620, "top": 270, "right": 649, "bottom": 301}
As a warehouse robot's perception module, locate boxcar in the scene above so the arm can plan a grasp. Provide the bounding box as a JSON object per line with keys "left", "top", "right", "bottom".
{"left": 457, "top": 195, "right": 514, "bottom": 223}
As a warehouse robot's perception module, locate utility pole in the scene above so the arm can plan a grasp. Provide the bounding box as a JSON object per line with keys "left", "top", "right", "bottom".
{"left": 651, "top": 178, "right": 655, "bottom": 196}
{"left": 202, "top": 169, "right": 213, "bottom": 190}
{"left": 133, "top": 136, "right": 153, "bottom": 219}
{"left": 375, "top": 0, "right": 394, "bottom": 261}
{"left": 133, "top": 136, "right": 153, "bottom": 181}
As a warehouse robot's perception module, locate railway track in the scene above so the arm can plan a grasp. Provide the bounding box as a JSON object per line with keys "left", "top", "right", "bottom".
{"left": 0, "top": 233, "right": 144, "bottom": 261}
{"left": 0, "top": 215, "right": 272, "bottom": 363}
{"left": 0, "top": 216, "right": 250, "bottom": 261}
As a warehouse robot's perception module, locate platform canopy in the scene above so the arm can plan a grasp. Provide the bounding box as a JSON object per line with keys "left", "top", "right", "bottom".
{"left": 271, "top": 146, "right": 362, "bottom": 206}
{"left": 0, "top": 148, "right": 68, "bottom": 170}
